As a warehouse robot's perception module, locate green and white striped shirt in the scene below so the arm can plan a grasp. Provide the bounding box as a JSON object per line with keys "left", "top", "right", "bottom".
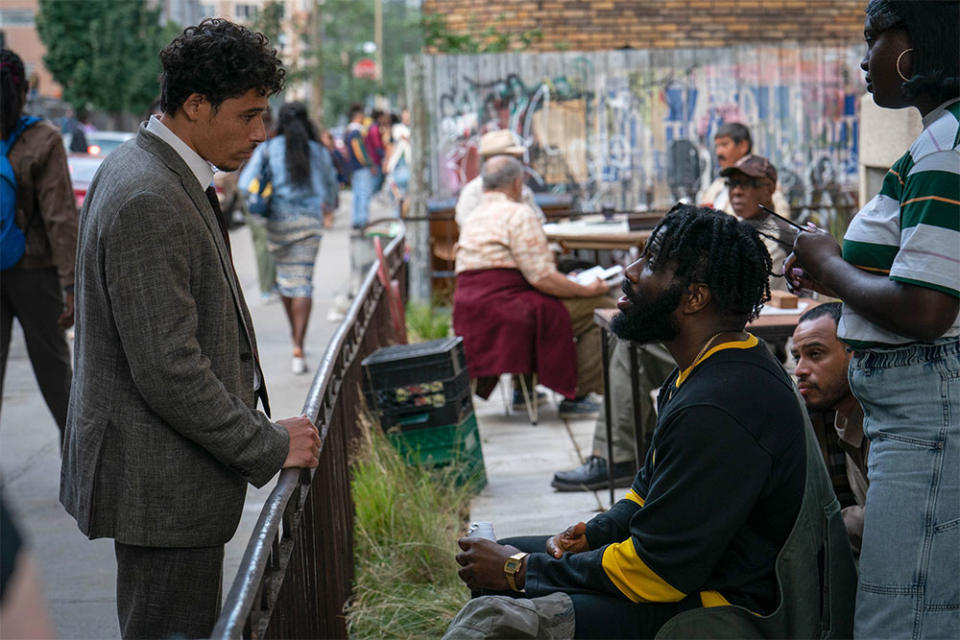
{"left": 839, "top": 99, "right": 960, "bottom": 349}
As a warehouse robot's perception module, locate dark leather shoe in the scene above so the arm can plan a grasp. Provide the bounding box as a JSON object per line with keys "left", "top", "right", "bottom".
{"left": 551, "top": 456, "right": 635, "bottom": 492}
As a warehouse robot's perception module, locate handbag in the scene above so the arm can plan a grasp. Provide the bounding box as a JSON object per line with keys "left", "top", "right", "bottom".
{"left": 246, "top": 143, "right": 273, "bottom": 217}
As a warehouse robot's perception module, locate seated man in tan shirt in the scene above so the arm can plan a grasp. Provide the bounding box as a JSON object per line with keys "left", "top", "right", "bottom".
{"left": 454, "top": 155, "right": 614, "bottom": 418}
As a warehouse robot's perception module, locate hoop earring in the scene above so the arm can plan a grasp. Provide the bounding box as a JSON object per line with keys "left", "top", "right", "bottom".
{"left": 896, "top": 48, "right": 913, "bottom": 82}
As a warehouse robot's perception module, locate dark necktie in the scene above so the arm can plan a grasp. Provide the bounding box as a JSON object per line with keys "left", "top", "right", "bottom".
{"left": 204, "top": 185, "right": 269, "bottom": 413}
{"left": 205, "top": 185, "right": 232, "bottom": 256}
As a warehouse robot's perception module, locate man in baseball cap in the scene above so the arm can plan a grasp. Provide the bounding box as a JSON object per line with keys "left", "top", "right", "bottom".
{"left": 455, "top": 129, "right": 544, "bottom": 228}
{"left": 721, "top": 154, "right": 796, "bottom": 289}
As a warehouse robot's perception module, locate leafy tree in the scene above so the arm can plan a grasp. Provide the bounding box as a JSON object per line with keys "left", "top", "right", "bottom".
{"left": 289, "top": 0, "right": 423, "bottom": 124}
{"left": 252, "top": 0, "right": 284, "bottom": 47}
{"left": 36, "top": 0, "right": 179, "bottom": 116}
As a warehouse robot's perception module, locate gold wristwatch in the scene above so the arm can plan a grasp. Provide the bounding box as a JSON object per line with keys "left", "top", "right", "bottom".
{"left": 503, "top": 552, "right": 529, "bottom": 591}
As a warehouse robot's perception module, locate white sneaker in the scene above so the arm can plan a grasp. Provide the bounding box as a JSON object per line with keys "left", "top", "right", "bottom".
{"left": 291, "top": 356, "right": 307, "bottom": 375}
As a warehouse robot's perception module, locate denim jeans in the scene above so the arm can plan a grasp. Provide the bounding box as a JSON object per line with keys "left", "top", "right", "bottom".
{"left": 849, "top": 338, "right": 960, "bottom": 639}
{"left": 351, "top": 167, "right": 375, "bottom": 228}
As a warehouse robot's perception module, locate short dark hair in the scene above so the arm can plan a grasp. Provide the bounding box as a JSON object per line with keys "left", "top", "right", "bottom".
{"left": 0, "top": 49, "right": 27, "bottom": 139}
{"left": 865, "top": 0, "right": 959, "bottom": 103}
{"left": 715, "top": 122, "right": 752, "bottom": 153}
{"left": 799, "top": 301, "right": 842, "bottom": 327}
{"left": 645, "top": 204, "right": 772, "bottom": 320}
{"left": 349, "top": 104, "right": 365, "bottom": 120}
{"left": 159, "top": 18, "right": 285, "bottom": 115}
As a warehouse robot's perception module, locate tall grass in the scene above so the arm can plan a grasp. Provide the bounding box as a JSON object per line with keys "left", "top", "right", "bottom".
{"left": 405, "top": 302, "right": 452, "bottom": 343}
{"left": 347, "top": 416, "right": 471, "bottom": 639}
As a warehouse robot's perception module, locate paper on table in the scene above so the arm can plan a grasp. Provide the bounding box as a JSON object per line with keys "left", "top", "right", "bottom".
{"left": 570, "top": 264, "right": 624, "bottom": 285}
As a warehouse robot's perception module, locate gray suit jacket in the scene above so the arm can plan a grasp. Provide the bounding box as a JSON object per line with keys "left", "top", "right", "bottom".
{"left": 60, "top": 126, "right": 289, "bottom": 547}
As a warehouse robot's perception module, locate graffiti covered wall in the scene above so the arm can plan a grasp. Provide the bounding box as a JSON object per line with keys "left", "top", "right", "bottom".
{"left": 413, "top": 45, "right": 863, "bottom": 213}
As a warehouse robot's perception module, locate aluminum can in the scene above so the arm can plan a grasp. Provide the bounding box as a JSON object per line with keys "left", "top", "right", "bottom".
{"left": 466, "top": 521, "right": 497, "bottom": 541}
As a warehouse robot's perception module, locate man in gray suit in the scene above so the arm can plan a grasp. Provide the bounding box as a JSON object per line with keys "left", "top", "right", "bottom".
{"left": 60, "top": 20, "right": 321, "bottom": 639}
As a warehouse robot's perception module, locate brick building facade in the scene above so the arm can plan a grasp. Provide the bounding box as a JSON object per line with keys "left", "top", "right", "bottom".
{"left": 422, "top": 0, "right": 866, "bottom": 51}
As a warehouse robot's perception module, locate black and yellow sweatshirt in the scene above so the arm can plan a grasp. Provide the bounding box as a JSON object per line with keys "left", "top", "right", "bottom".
{"left": 524, "top": 336, "right": 806, "bottom": 614}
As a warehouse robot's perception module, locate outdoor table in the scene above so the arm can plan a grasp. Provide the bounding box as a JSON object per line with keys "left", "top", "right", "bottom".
{"left": 593, "top": 298, "right": 820, "bottom": 507}
{"left": 543, "top": 216, "right": 652, "bottom": 261}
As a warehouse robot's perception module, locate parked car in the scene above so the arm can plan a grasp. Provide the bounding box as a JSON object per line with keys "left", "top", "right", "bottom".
{"left": 62, "top": 130, "right": 134, "bottom": 157}
{"left": 67, "top": 153, "right": 103, "bottom": 209}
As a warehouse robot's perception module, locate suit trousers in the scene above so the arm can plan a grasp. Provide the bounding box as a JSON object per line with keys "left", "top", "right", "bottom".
{"left": 114, "top": 542, "right": 224, "bottom": 639}
{"left": 0, "top": 266, "right": 71, "bottom": 438}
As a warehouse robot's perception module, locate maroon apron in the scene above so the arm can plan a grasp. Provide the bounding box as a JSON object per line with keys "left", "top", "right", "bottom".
{"left": 453, "top": 269, "right": 577, "bottom": 399}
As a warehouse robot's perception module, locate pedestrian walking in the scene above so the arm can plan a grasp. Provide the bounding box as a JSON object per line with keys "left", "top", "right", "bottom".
{"left": 59, "top": 20, "right": 321, "bottom": 639}
{"left": 241, "top": 105, "right": 278, "bottom": 300}
{"left": 345, "top": 104, "right": 376, "bottom": 229}
{"left": 239, "top": 101, "right": 338, "bottom": 375}
{"left": 0, "top": 48, "right": 77, "bottom": 443}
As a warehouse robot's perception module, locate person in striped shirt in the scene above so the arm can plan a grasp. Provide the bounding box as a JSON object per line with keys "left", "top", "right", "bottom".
{"left": 786, "top": 1, "right": 959, "bottom": 637}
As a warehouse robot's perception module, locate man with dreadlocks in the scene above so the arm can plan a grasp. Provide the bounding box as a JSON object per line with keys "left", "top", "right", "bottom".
{"left": 448, "top": 206, "right": 820, "bottom": 639}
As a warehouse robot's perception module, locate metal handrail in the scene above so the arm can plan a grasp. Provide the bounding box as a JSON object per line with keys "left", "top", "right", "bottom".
{"left": 212, "top": 229, "right": 406, "bottom": 639}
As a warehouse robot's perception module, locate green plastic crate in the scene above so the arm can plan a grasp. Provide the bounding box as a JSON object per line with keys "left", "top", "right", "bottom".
{"left": 386, "top": 412, "right": 487, "bottom": 491}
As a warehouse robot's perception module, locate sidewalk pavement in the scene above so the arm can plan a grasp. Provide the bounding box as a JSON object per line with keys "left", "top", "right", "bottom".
{"left": 469, "top": 391, "right": 629, "bottom": 541}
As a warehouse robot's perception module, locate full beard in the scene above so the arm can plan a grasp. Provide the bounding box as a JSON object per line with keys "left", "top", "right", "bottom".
{"left": 611, "top": 280, "right": 685, "bottom": 344}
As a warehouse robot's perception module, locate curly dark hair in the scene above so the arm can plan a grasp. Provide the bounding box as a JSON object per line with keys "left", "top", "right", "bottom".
{"left": 276, "top": 102, "right": 318, "bottom": 188}
{"left": 644, "top": 204, "right": 772, "bottom": 320}
{"left": 159, "top": 18, "right": 285, "bottom": 115}
{"left": 1, "top": 49, "right": 28, "bottom": 139}
{"left": 866, "top": 0, "right": 960, "bottom": 103}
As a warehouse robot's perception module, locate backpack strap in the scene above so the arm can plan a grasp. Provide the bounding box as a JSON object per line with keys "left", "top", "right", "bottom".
{"left": 1, "top": 115, "right": 41, "bottom": 156}
{"left": 2, "top": 115, "right": 45, "bottom": 240}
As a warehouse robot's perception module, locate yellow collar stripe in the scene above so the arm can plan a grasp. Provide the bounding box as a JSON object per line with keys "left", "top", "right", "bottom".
{"left": 601, "top": 539, "right": 686, "bottom": 603}
{"left": 675, "top": 334, "right": 759, "bottom": 387}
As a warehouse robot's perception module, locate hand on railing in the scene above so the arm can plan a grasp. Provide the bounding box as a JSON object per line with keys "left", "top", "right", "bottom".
{"left": 278, "top": 415, "right": 321, "bottom": 469}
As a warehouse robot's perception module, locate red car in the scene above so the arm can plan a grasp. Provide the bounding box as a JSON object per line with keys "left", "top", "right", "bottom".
{"left": 66, "top": 153, "right": 103, "bottom": 209}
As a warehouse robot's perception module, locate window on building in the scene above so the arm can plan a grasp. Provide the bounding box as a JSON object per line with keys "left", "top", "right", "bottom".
{"left": 199, "top": 3, "right": 216, "bottom": 18}
{"left": 234, "top": 4, "right": 259, "bottom": 21}
{"left": 0, "top": 9, "right": 35, "bottom": 27}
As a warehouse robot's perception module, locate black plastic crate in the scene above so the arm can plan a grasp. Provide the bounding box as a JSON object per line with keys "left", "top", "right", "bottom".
{"left": 364, "top": 371, "right": 470, "bottom": 417}
{"left": 378, "top": 393, "right": 474, "bottom": 431}
{"left": 361, "top": 337, "right": 467, "bottom": 393}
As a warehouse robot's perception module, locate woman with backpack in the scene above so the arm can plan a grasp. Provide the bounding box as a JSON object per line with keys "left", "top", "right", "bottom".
{"left": 238, "top": 102, "right": 338, "bottom": 375}
{"left": 0, "top": 48, "right": 78, "bottom": 441}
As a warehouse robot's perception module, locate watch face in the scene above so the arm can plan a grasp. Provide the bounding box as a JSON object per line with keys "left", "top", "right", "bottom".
{"left": 505, "top": 558, "right": 520, "bottom": 572}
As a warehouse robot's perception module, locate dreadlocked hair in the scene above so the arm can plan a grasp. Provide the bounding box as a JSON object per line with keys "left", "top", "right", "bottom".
{"left": 646, "top": 204, "right": 772, "bottom": 320}
{"left": 1, "top": 49, "right": 27, "bottom": 139}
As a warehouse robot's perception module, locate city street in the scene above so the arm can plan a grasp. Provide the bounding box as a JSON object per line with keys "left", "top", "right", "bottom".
{"left": 0, "top": 192, "right": 383, "bottom": 637}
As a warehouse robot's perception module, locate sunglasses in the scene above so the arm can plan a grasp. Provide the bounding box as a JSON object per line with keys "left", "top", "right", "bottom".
{"left": 725, "top": 177, "right": 771, "bottom": 190}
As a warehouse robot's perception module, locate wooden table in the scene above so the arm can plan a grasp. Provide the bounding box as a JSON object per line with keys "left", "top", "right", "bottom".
{"left": 593, "top": 299, "right": 819, "bottom": 507}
